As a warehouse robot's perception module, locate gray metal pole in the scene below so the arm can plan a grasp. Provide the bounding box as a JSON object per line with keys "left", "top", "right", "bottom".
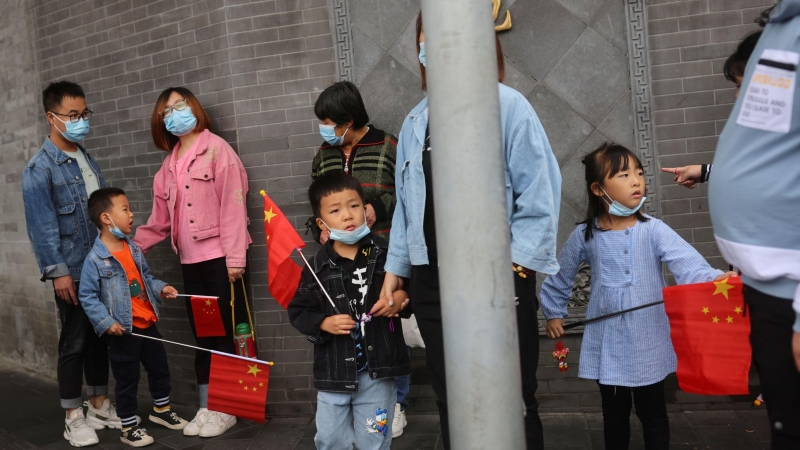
{"left": 420, "top": 0, "right": 526, "bottom": 448}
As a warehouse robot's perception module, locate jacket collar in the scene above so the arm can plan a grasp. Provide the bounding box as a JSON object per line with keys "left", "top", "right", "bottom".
{"left": 771, "top": 0, "right": 800, "bottom": 22}
{"left": 319, "top": 125, "right": 386, "bottom": 150}
{"left": 43, "top": 137, "right": 89, "bottom": 165}
{"left": 314, "top": 234, "right": 384, "bottom": 273}
{"left": 408, "top": 97, "right": 429, "bottom": 148}
{"left": 169, "top": 129, "right": 210, "bottom": 172}
{"left": 91, "top": 235, "right": 132, "bottom": 260}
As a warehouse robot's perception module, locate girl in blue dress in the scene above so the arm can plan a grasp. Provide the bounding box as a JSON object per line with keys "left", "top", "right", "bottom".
{"left": 541, "top": 142, "right": 736, "bottom": 450}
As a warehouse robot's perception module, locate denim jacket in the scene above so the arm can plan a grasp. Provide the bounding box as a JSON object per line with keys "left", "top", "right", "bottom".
{"left": 22, "top": 138, "right": 106, "bottom": 281}
{"left": 385, "top": 83, "right": 562, "bottom": 278}
{"left": 287, "top": 234, "right": 411, "bottom": 392}
{"left": 79, "top": 237, "right": 167, "bottom": 336}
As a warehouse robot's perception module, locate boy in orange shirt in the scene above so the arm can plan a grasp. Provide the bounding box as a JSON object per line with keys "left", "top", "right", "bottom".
{"left": 80, "top": 187, "right": 187, "bottom": 447}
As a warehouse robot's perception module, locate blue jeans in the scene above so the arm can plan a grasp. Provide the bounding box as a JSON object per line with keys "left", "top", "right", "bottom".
{"left": 394, "top": 346, "right": 412, "bottom": 411}
{"left": 315, "top": 371, "right": 396, "bottom": 450}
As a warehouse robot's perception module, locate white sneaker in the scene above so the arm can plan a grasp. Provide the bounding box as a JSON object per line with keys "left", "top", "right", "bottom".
{"left": 182, "top": 408, "right": 210, "bottom": 436}
{"left": 85, "top": 399, "right": 141, "bottom": 430}
{"left": 64, "top": 408, "right": 100, "bottom": 447}
{"left": 392, "top": 403, "right": 407, "bottom": 438}
{"left": 198, "top": 410, "right": 236, "bottom": 437}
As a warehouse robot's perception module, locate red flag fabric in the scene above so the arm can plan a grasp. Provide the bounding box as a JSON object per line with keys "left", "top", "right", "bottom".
{"left": 190, "top": 296, "right": 225, "bottom": 337}
{"left": 261, "top": 190, "right": 305, "bottom": 309}
{"left": 207, "top": 353, "right": 269, "bottom": 423}
{"left": 663, "top": 277, "right": 751, "bottom": 395}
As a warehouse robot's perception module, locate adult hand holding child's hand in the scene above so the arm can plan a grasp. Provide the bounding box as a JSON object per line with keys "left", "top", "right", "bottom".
{"left": 546, "top": 319, "right": 565, "bottom": 340}
{"left": 321, "top": 314, "right": 356, "bottom": 335}
{"left": 371, "top": 289, "right": 409, "bottom": 317}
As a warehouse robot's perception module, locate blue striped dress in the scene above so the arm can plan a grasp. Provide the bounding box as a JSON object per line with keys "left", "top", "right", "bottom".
{"left": 541, "top": 216, "right": 723, "bottom": 387}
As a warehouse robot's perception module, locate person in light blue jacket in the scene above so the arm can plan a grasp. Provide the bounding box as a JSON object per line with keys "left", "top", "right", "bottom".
{"left": 378, "top": 12, "right": 561, "bottom": 450}
{"left": 708, "top": 1, "right": 800, "bottom": 446}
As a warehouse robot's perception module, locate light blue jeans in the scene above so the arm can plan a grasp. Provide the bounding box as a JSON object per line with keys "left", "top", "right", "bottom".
{"left": 315, "top": 371, "right": 397, "bottom": 450}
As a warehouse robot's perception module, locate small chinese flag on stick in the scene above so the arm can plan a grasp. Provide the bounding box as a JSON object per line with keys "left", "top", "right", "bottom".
{"left": 190, "top": 296, "right": 225, "bottom": 337}
{"left": 207, "top": 353, "right": 269, "bottom": 423}
{"left": 663, "top": 277, "right": 751, "bottom": 395}
{"left": 260, "top": 190, "right": 305, "bottom": 309}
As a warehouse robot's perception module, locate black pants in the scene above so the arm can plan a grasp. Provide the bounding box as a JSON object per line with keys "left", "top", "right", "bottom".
{"left": 745, "top": 285, "right": 800, "bottom": 449}
{"left": 181, "top": 257, "right": 248, "bottom": 386}
{"left": 56, "top": 281, "right": 109, "bottom": 409}
{"left": 409, "top": 265, "right": 544, "bottom": 450}
{"left": 597, "top": 380, "right": 669, "bottom": 450}
{"left": 108, "top": 325, "right": 171, "bottom": 421}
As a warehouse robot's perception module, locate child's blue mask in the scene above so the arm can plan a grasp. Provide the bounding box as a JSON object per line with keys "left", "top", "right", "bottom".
{"left": 601, "top": 188, "right": 646, "bottom": 217}
{"left": 107, "top": 217, "right": 126, "bottom": 239}
{"left": 321, "top": 215, "right": 370, "bottom": 245}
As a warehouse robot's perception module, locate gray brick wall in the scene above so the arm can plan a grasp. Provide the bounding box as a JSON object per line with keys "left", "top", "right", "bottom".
{"left": 648, "top": 0, "right": 771, "bottom": 269}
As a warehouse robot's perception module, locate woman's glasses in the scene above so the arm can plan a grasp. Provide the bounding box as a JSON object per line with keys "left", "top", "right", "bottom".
{"left": 162, "top": 99, "right": 189, "bottom": 118}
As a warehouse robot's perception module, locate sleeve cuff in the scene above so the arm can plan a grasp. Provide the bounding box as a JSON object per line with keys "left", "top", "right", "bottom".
{"left": 385, "top": 257, "right": 412, "bottom": 278}
{"left": 793, "top": 311, "right": 800, "bottom": 334}
{"left": 225, "top": 257, "right": 247, "bottom": 268}
{"left": 42, "top": 263, "right": 71, "bottom": 281}
{"left": 368, "top": 199, "right": 388, "bottom": 222}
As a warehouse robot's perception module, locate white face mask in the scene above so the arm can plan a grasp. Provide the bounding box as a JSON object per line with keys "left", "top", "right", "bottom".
{"left": 600, "top": 187, "right": 646, "bottom": 217}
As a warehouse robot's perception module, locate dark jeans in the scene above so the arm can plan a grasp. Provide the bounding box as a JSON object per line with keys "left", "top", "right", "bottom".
{"left": 597, "top": 380, "right": 669, "bottom": 450}
{"left": 745, "top": 285, "right": 800, "bottom": 449}
{"left": 56, "top": 281, "right": 109, "bottom": 409}
{"left": 409, "top": 265, "right": 544, "bottom": 450}
{"left": 108, "top": 325, "right": 171, "bottom": 421}
{"left": 181, "top": 257, "right": 249, "bottom": 387}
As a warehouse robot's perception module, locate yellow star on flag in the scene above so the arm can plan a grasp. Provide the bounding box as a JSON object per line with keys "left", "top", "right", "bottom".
{"left": 734, "top": 306, "right": 742, "bottom": 314}
{"left": 252, "top": 387, "right": 258, "bottom": 392}
{"left": 205, "top": 299, "right": 212, "bottom": 306}
{"left": 247, "top": 364, "right": 263, "bottom": 377}
{"left": 244, "top": 386, "right": 249, "bottom": 391}
{"left": 259, "top": 382, "right": 264, "bottom": 387}
{"left": 726, "top": 316, "right": 734, "bottom": 324}
{"left": 712, "top": 316, "right": 720, "bottom": 324}
{"left": 239, "top": 380, "right": 243, "bottom": 384}
{"left": 702, "top": 307, "right": 709, "bottom": 314}
{"left": 713, "top": 278, "right": 735, "bottom": 299}
{"left": 264, "top": 207, "right": 277, "bottom": 224}
{"left": 267, "top": 235, "right": 270, "bottom": 240}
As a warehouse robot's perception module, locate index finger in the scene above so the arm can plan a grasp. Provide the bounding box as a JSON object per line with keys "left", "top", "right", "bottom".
{"left": 660, "top": 167, "right": 676, "bottom": 174}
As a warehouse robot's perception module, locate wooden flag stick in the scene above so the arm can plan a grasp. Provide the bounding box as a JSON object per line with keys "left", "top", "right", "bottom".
{"left": 173, "top": 294, "right": 218, "bottom": 299}
{"left": 295, "top": 247, "right": 356, "bottom": 339}
{"left": 562, "top": 300, "right": 665, "bottom": 330}
{"left": 131, "top": 333, "right": 273, "bottom": 366}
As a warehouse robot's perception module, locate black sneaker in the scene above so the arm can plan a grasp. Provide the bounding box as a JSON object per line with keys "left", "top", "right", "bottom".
{"left": 149, "top": 408, "right": 188, "bottom": 430}
{"left": 120, "top": 426, "right": 154, "bottom": 447}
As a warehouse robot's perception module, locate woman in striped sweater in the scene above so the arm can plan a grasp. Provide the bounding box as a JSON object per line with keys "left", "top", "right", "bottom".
{"left": 311, "top": 81, "right": 397, "bottom": 243}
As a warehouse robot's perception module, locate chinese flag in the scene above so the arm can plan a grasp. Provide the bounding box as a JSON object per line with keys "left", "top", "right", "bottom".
{"left": 190, "top": 296, "right": 225, "bottom": 337}
{"left": 207, "top": 353, "right": 269, "bottom": 423}
{"left": 261, "top": 190, "right": 305, "bottom": 309}
{"left": 663, "top": 277, "right": 751, "bottom": 395}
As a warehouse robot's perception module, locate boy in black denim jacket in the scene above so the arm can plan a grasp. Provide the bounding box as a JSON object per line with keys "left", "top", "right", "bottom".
{"left": 288, "top": 173, "right": 410, "bottom": 450}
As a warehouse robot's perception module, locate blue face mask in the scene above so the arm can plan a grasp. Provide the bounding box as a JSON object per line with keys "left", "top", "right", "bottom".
{"left": 601, "top": 188, "right": 646, "bottom": 217}
{"left": 107, "top": 217, "right": 126, "bottom": 239}
{"left": 165, "top": 107, "right": 197, "bottom": 137}
{"left": 321, "top": 215, "right": 370, "bottom": 245}
{"left": 419, "top": 42, "right": 426, "bottom": 67}
{"left": 319, "top": 123, "right": 348, "bottom": 146}
{"left": 52, "top": 115, "right": 90, "bottom": 142}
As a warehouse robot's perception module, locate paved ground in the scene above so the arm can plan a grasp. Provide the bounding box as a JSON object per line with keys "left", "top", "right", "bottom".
{"left": 0, "top": 368, "right": 772, "bottom": 449}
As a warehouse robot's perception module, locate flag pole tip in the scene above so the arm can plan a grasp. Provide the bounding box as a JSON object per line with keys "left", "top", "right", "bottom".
{"left": 259, "top": 190, "right": 266, "bottom": 196}
{"left": 269, "top": 361, "right": 274, "bottom": 366}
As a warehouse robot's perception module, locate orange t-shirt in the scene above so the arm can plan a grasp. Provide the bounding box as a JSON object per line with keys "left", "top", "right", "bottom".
{"left": 110, "top": 241, "right": 157, "bottom": 329}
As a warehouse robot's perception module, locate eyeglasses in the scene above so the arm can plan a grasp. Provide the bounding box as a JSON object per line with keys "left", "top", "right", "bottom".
{"left": 162, "top": 99, "right": 189, "bottom": 119}
{"left": 51, "top": 110, "right": 93, "bottom": 122}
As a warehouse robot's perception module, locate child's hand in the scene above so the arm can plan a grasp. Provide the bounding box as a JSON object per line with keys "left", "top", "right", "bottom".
{"left": 715, "top": 271, "right": 738, "bottom": 281}
{"left": 371, "top": 290, "right": 409, "bottom": 317}
{"left": 546, "top": 319, "right": 565, "bottom": 340}
{"left": 106, "top": 323, "right": 124, "bottom": 337}
{"left": 321, "top": 314, "right": 356, "bottom": 335}
{"left": 160, "top": 285, "right": 178, "bottom": 299}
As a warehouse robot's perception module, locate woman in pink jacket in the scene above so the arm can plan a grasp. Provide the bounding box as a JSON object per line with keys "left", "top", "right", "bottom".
{"left": 133, "top": 87, "right": 251, "bottom": 438}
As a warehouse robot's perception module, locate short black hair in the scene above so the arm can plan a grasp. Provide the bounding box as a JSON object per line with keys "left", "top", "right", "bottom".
{"left": 723, "top": 31, "right": 762, "bottom": 83}
{"left": 88, "top": 187, "right": 126, "bottom": 228}
{"left": 42, "top": 81, "right": 85, "bottom": 113}
{"left": 308, "top": 173, "right": 364, "bottom": 218}
{"left": 314, "top": 81, "right": 369, "bottom": 129}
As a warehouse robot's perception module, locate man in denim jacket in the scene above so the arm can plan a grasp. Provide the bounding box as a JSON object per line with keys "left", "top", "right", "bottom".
{"left": 22, "top": 81, "right": 120, "bottom": 447}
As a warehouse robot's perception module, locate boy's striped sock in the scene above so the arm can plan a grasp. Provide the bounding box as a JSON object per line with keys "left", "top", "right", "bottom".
{"left": 120, "top": 415, "right": 138, "bottom": 429}
{"left": 153, "top": 396, "right": 170, "bottom": 412}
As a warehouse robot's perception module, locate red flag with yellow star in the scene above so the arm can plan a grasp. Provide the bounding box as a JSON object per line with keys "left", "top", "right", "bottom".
{"left": 663, "top": 277, "right": 751, "bottom": 395}
{"left": 261, "top": 190, "right": 305, "bottom": 309}
{"left": 190, "top": 296, "right": 225, "bottom": 337}
{"left": 207, "top": 353, "right": 269, "bottom": 422}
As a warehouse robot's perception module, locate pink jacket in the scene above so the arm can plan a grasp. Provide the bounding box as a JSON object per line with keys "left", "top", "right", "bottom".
{"left": 133, "top": 130, "right": 252, "bottom": 267}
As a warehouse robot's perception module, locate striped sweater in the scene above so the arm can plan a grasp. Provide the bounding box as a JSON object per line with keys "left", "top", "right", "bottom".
{"left": 311, "top": 126, "right": 397, "bottom": 239}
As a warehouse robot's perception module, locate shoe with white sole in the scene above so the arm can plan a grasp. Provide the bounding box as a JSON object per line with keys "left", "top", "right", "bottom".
{"left": 391, "top": 403, "right": 407, "bottom": 438}
{"left": 182, "top": 408, "right": 209, "bottom": 436}
{"left": 149, "top": 408, "right": 188, "bottom": 430}
{"left": 63, "top": 408, "right": 99, "bottom": 447}
{"left": 198, "top": 410, "right": 236, "bottom": 437}
{"left": 84, "top": 399, "right": 140, "bottom": 430}
{"left": 120, "top": 425, "right": 154, "bottom": 447}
